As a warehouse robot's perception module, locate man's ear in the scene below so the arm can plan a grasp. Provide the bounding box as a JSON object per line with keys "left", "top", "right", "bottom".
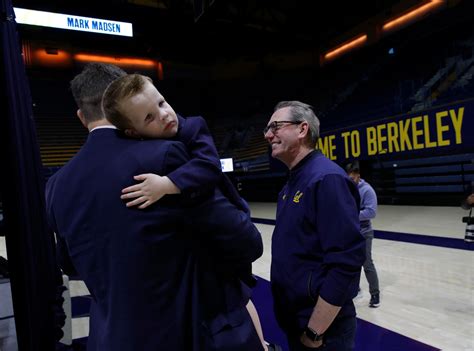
{"left": 77, "top": 109, "right": 88, "bottom": 128}
{"left": 299, "top": 121, "right": 309, "bottom": 137}
{"left": 124, "top": 129, "right": 139, "bottom": 138}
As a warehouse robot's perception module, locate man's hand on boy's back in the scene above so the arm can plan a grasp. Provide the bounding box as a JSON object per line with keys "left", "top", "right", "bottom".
{"left": 121, "top": 174, "right": 180, "bottom": 209}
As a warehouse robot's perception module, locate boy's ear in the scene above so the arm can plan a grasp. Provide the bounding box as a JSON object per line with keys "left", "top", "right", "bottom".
{"left": 124, "top": 129, "right": 139, "bottom": 138}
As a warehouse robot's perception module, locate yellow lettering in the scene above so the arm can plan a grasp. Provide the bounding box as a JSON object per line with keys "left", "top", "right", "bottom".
{"left": 376, "top": 124, "right": 387, "bottom": 154}
{"left": 318, "top": 135, "right": 337, "bottom": 159}
{"left": 317, "top": 137, "right": 330, "bottom": 157}
{"left": 411, "top": 116, "right": 424, "bottom": 150}
{"left": 329, "top": 135, "right": 337, "bottom": 160}
{"left": 450, "top": 107, "right": 464, "bottom": 144}
{"left": 341, "top": 131, "right": 351, "bottom": 159}
{"left": 387, "top": 122, "right": 400, "bottom": 153}
{"left": 366, "top": 127, "right": 377, "bottom": 155}
{"left": 399, "top": 119, "right": 412, "bottom": 151}
{"left": 351, "top": 130, "right": 361, "bottom": 157}
{"left": 436, "top": 111, "right": 450, "bottom": 146}
{"left": 423, "top": 115, "right": 437, "bottom": 148}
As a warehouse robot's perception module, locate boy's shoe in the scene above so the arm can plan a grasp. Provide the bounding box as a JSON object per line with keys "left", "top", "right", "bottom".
{"left": 369, "top": 293, "right": 380, "bottom": 308}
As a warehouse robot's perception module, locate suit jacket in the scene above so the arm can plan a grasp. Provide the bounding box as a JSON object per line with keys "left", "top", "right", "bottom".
{"left": 45, "top": 128, "right": 263, "bottom": 350}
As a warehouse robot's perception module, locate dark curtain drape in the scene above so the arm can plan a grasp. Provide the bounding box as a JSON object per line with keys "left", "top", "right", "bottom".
{"left": 0, "top": 1, "right": 64, "bottom": 349}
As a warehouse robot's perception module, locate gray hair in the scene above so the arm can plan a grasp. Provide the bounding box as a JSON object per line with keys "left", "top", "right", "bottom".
{"left": 274, "top": 101, "right": 320, "bottom": 147}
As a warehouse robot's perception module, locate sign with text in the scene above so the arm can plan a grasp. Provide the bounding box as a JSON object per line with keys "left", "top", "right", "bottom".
{"left": 318, "top": 101, "right": 473, "bottom": 161}
{"left": 14, "top": 8, "right": 133, "bottom": 37}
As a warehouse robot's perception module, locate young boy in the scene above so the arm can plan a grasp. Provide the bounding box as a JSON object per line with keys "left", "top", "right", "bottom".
{"left": 104, "top": 74, "right": 248, "bottom": 214}
{"left": 102, "top": 74, "right": 275, "bottom": 351}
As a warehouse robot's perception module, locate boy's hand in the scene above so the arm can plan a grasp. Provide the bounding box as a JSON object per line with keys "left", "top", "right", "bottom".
{"left": 121, "top": 174, "right": 180, "bottom": 209}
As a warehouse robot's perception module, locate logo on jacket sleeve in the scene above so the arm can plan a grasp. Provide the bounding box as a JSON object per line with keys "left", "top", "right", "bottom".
{"left": 293, "top": 190, "right": 303, "bottom": 203}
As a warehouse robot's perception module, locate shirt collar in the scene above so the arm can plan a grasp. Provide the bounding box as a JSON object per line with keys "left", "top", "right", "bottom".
{"left": 290, "top": 149, "right": 320, "bottom": 174}
{"left": 89, "top": 125, "right": 118, "bottom": 133}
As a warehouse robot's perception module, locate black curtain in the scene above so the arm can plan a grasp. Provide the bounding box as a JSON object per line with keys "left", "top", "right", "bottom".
{"left": 0, "top": 1, "right": 63, "bottom": 349}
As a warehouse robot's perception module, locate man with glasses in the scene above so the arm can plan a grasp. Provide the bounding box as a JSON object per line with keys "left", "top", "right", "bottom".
{"left": 263, "top": 101, "right": 365, "bottom": 351}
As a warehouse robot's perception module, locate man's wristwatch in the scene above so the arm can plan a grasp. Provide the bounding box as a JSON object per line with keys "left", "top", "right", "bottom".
{"left": 304, "top": 326, "right": 324, "bottom": 342}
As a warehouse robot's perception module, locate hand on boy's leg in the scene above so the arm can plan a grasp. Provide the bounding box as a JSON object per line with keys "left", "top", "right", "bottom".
{"left": 121, "top": 174, "right": 180, "bottom": 209}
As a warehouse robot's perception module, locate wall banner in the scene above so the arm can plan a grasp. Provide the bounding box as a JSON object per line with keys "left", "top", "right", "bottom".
{"left": 318, "top": 100, "right": 473, "bottom": 161}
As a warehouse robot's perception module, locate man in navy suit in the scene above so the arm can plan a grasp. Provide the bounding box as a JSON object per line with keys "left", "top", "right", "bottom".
{"left": 45, "top": 63, "right": 264, "bottom": 350}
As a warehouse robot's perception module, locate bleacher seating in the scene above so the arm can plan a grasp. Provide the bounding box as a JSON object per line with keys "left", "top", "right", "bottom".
{"left": 211, "top": 122, "right": 270, "bottom": 173}
{"left": 369, "top": 153, "right": 474, "bottom": 205}
{"left": 318, "top": 20, "right": 474, "bottom": 129}
{"left": 27, "top": 74, "right": 85, "bottom": 178}
{"left": 34, "top": 116, "right": 87, "bottom": 176}
{"left": 23, "top": 11, "right": 474, "bottom": 206}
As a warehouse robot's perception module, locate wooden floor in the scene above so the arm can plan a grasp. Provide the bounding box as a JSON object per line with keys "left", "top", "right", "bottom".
{"left": 0, "top": 204, "right": 473, "bottom": 350}
{"left": 251, "top": 203, "right": 473, "bottom": 351}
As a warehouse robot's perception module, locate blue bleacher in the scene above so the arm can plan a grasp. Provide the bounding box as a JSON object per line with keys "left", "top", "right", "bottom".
{"left": 369, "top": 153, "right": 474, "bottom": 202}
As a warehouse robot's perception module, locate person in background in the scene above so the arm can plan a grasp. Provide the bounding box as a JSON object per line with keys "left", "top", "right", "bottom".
{"left": 346, "top": 161, "right": 381, "bottom": 308}
{"left": 263, "top": 100, "right": 365, "bottom": 351}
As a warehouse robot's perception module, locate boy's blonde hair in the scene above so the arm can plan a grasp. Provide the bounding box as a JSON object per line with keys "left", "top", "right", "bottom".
{"left": 102, "top": 74, "right": 153, "bottom": 130}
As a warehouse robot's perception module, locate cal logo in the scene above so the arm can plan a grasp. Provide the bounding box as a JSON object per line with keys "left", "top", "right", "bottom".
{"left": 293, "top": 190, "right": 303, "bottom": 203}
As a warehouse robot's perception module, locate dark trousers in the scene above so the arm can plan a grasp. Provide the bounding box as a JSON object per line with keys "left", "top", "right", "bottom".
{"left": 287, "top": 316, "right": 356, "bottom": 351}
{"left": 362, "top": 230, "right": 380, "bottom": 295}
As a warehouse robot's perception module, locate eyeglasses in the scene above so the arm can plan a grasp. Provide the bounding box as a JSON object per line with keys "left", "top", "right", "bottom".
{"left": 263, "top": 120, "right": 302, "bottom": 135}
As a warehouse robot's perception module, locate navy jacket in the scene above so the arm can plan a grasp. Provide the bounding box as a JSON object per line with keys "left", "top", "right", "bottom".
{"left": 45, "top": 128, "right": 263, "bottom": 350}
{"left": 270, "top": 151, "right": 365, "bottom": 334}
{"left": 169, "top": 116, "right": 254, "bottom": 288}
